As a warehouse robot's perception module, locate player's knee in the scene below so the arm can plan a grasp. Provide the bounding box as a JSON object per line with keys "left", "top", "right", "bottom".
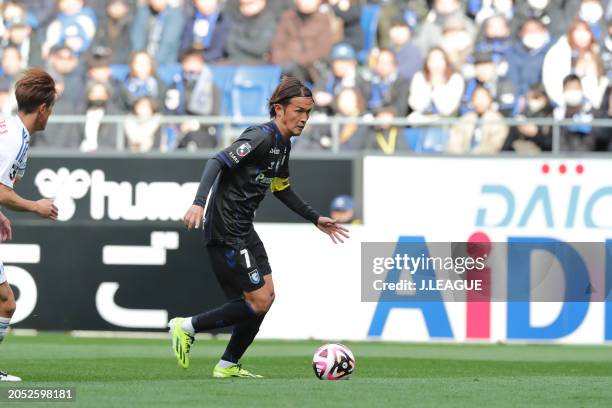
{"left": 248, "top": 296, "right": 273, "bottom": 315}
{"left": 269, "top": 291, "right": 276, "bottom": 306}
{"left": 1, "top": 298, "right": 16, "bottom": 318}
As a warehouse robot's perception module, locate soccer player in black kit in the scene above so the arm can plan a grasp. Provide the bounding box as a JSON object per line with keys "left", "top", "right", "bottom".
{"left": 169, "top": 76, "right": 349, "bottom": 378}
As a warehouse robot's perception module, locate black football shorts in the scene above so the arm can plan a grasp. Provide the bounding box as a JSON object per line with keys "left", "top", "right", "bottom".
{"left": 207, "top": 229, "right": 272, "bottom": 300}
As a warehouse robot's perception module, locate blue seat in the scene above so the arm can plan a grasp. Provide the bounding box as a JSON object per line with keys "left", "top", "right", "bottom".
{"left": 230, "top": 65, "right": 282, "bottom": 121}
{"left": 404, "top": 127, "right": 448, "bottom": 153}
{"left": 358, "top": 4, "right": 381, "bottom": 63}
{"left": 157, "top": 64, "right": 182, "bottom": 86}
{"left": 210, "top": 65, "right": 237, "bottom": 116}
{"left": 109, "top": 64, "right": 129, "bottom": 82}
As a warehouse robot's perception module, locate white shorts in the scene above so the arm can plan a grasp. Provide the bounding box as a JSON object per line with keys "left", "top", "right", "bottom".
{"left": 0, "top": 262, "right": 5, "bottom": 284}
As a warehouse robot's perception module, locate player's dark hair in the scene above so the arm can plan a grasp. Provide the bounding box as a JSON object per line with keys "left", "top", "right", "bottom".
{"left": 268, "top": 75, "right": 313, "bottom": 118}
{"left": 15, "top": 68, "right": 56, "bottom": 114}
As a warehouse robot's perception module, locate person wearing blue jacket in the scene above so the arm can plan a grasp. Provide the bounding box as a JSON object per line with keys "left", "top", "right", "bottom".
{"left": 181, "top": 0, "right": 231, "bottom": 62}
{"left": 131, "top": 0, "right": 186, "bottom": 65}
{"left": 506, "top": 18, "right": 554, "bottom": 109}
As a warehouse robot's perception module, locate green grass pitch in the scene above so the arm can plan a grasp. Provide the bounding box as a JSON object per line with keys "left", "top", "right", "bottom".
{"left": 1, "top": 333, "right": 611, "bottom": 407}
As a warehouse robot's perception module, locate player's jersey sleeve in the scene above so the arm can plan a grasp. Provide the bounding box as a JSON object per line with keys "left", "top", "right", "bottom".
{"left": 215, "top": 127, "right": 269, "bottom": 169}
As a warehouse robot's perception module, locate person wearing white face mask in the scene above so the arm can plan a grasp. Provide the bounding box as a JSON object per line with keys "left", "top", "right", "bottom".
{"left": 554, "top": 74, "right": 596, "bottom": 152}
{"left": 513, "top": 0, "right": 582, "bottom": 38}
{"left": 506, "top": 19, "right": 553, "bottom": 104}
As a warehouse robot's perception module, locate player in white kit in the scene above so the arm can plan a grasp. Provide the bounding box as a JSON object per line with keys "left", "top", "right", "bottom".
{"left": 0, "top": 68, "right": 59, "bottom": 381}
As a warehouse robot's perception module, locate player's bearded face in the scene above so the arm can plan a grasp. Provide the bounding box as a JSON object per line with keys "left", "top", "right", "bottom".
{"left": 279, "top": 97, "right": 314, "bottom": 137}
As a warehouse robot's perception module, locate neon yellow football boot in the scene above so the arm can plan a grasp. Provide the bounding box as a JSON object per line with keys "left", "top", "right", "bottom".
{"left": 168, "top": 317, "right": 194, "bottom": 369}
{"left": 212, "top": 363, "right": 263, "bottom": 378}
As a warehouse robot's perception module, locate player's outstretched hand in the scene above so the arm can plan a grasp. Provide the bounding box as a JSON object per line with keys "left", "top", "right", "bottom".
{"left": 35, "top": 198, "right": 58, "bottom": 220}
{"left": 316, "top": 216, "right": 350, "bottom": 244}
{"left": 0, "top": 211, "right": 12, "bottom": 241}
{"left": 183, "top": 205, "right": 205, "bottom": 230}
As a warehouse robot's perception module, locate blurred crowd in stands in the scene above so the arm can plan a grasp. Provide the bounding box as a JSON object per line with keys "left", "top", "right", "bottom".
{"left": 0, "top": 0, "right": 610, "bottom": 153}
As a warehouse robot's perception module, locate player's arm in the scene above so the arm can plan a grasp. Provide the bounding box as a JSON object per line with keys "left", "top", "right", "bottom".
{"left": 0, "top": 184, "right": 58, "bottom": 220}
{"left": 272, "top": 181, "right": 349, "bottom": 244}
{"left": 0, "top": 210, "right": 12, "bottom": 241}
{"left": 183, "top": 157, "right": 224, "bottom": 230}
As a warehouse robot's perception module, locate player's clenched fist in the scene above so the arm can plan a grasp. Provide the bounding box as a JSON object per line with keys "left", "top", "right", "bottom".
{"left": 183, "top": 204, "right": 205, "bottom": 230}
{"left": 34, "top": 198, "right": 58, "bottom": 220}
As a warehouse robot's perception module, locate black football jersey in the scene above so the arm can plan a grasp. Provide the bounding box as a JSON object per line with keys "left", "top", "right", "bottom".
{"left": 204, "top": 121, "right": 291, "bottom": 245}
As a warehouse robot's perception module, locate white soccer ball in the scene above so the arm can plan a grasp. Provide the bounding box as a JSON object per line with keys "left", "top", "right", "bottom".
{"left": 312, "top": 343, "right": 355, "bottom": 380}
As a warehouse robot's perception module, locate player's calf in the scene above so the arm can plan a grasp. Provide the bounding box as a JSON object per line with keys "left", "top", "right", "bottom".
{"left": 0, "top": 282, "right": 16, "bottom": 344}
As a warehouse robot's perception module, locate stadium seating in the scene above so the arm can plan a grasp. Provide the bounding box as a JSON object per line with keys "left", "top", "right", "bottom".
{"left": 209, "top": 65, "right": 237, "bottom": 116}
{"left": 230, "top": 65, "right": 282, "bottom": 121}
{"left": 404, "top": 127, "right": 449, "bottom": 153}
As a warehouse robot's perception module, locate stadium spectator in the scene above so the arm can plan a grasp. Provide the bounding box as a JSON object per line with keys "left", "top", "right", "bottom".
{"left": 130, "top": 0, "right": 185, "bottom": 65}
{"left": 20, "top": 0, "right": 58, "bottom": 29}
{"left": 388, "top": 17, "right": 422, "bottom": 82}
{"left": 593, "top": 84, "right": 612, "bottom": 150}
{"left": 471, "top": 0, "right": 514, "bottom": 24}
{"left": 377, "top": 0, "right": 429, "bottom": 49}
{"left": 408, "top": 47, "right": 464, "bottom": 118}
{"left": 365, "top": 106, "right": 408, "bottom": 153}
{"left": 119, "top": 51, "right": 163, "bottom": 111}
{"left": 414, "top": 0, "right": 476, "bottom": 53}
{"left": 512, "top": 0, "right": 581, "bottom": 38}
{"left": 543, "top": 20, "right": 606, "bottom": 108}
{"left": 574, "top": 50, "right": 610, "bottom": 109}
{"left": 502, "top": 84, "right": 553, "bottom": 153}
{"left": 124, "top": 96, "right": 162, "bottom": 152}
{"left": 34, "top": 45, "right": 86, "bottom": 149}
{"left": 1, "top": 46, "right": 23, "bottom": 82}
{"left": 474, "top": 15, "right": 512, "bottom": 71}
{"left": 367, "top": 48, "right": 410, "bottom": 116}
{"left": 460, "top": 51, "right": 516, "bottom": 116}
{"left": 407, "top": 47, "right": 464, "bottom": 152}
{"left": 313, "top": 43, "right": 369, "bottom": 115}
{"left": 439, "top": 15, "right": 475, "bottom": 73}
{"left": 42, "top": 0, "right": 98, "bottom": 57}
{"left": 578, "top": 0, "right": 607, "bottom": 41}
{"left": 602, "top": 21, "right": 612, "bottom": 80}
{"left": 506, "top": 18, "right": 553, "bottom": 104}
{"left": 163, "top": 49, "right": 220, "bottom": 116}
{"left": 326, "top": 0, "right": 363, "bottom": 52}
{"left": 181, "top": 0, "right": 230, "bottom": 62}
{"left": 176, "top": 120, "right": 219, "bottom": 150}
{"left": 270, "top": 0, "right": 333, "bottom": 84}
{"left": 80, "top": 81, "right": 121, "bottom": 152}
{"left": 335, "top": 87, "right": 369, "bottom": 150}
{"left": 1, "top": 2, "right": 42, "bottom": 68}
{"left": 86, "top": 48, "right": 114, "bottom": 85}
{"left": 90, "top": 0, "right": 133, "bottom": 65}
{"left": 329, "top": 194, "right": 358, "bottom": 224}
{"left": 448, "top": 86, "right": 508, "bottom": 154}
{"left": 297, "top": 86, "right": 368, "bottom": 150}
{"left": 555, "top": 74, "right": 596, "bottom": 151}
{"left": 224, "top": 0, "right": 278, "bottom": 64}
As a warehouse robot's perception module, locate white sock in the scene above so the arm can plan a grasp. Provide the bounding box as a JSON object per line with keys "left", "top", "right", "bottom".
{"left": 0, "top": 316, "right": 10, "bottom": 344}
{"left": 218, "top": 359, "right": 236, "bottom": 368}
{"left": 181, "top": 317, "right": 195, "bottom": 335}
